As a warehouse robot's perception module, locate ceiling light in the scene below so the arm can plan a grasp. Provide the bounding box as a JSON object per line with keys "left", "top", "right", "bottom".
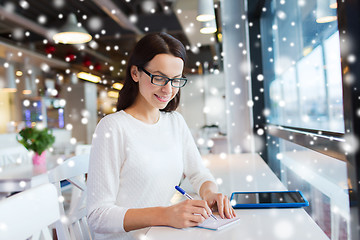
{"left": 112, "top": 82, "right": 123, "bottom": 90}
{"left": 16, "top": 70, "right": 23, "bottom": 76}
{"left": 196, "top": 0, "right": 215, "bottom": 22}
{"left": 108, "top": 91, "right": 119, "bottom": 98}
{"left": 53, "top": 13, "right": 92, "bottom": 44}
{"left": 217, "top": 33, "right": 223, "bottom": 43}
{"left": 141, "top": 0, "right": 157, "bottom": 13}
{"left": 77, "top": 72, "right": 101, "bottom": 83}
{"left": 200, "top": 20, "right": 217, "bottom": 34}
{"left": 329, "top": 0, "right": 337, "bottom": 8}
{"left": 303, "top": 46, "right": 313, "bottom": 56}
{"left": 329, "top": 3, "right": 337, "bottom": 8}
{"left": 316, "top": 0, "right": 337, "bottom": 23}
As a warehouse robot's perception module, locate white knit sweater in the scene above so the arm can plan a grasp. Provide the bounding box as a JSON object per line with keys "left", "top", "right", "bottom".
{"left": 87, "top": 110, "right": 216, "bottom": 240}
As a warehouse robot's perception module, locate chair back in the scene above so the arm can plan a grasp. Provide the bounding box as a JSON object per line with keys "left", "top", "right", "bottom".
{"left": 75, "top": 144, "right": 92, "bottom": 156}
{"left": 0, "top": 183, "right": 63, "bottom": 240}
{"left": 48, "top": 154, "right": 92, "bottom": 240}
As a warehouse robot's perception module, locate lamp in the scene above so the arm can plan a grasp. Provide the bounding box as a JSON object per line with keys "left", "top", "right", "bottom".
{"left": 22, "top": 76, "right": 32, "bottom": 95}
{"left": 77, "top": 72, "right": 101, "bottom": 83}
{"left": 200, "top": 20, "right": 217, "bottom": 34}
{"left": 112, "top": 82, "right": 123, "bottom": 90}
{"left": 316, "top": 0, "right": 337, "bottom": 23}
{"left": 70, "top": 72, "right": 78, "bottom": 84}
{"left": 329, "top": 0, "right": 337, "bottom": 9}
{"left": 53, "top": 13, "right": 92, "bottom": 44}
{"left": 23, "top": 57, "right": 36, "bottom": 95}
{"left": 196, "top": 0, "right": 215, "bottom": 22}
{"left": 108, "top": 91, "right": 119, "bottom": 98}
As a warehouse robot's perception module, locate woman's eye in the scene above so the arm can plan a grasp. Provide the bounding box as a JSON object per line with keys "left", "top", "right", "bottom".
{"left": 154, "top": 76, "right": 167, "bottom": 81}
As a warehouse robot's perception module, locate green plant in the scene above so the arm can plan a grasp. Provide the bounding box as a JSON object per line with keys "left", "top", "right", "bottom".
{"left": 17, "top": 127, "right": 55, "bottom": 155}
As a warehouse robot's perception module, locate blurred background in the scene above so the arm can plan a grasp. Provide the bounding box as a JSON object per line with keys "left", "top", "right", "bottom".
{"left": 1, "top": 1, "right": 360, "bottom": 239}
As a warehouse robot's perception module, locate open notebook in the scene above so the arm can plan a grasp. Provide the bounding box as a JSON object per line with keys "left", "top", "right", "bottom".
{"left": 196, "top": 215, "right": 240, "bottom": 231}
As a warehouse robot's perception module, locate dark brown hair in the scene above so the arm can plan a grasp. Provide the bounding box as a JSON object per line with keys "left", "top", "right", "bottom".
{"left": 116, "top": 32, "right": 186, "bottom": 112}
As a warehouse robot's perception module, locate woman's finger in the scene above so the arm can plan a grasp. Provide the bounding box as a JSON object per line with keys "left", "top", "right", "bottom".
{"left": 232, "top": 207, "right": 236, "bottom": 217}
{"left": 188, "top": 200, "right": 213, "bottom": 217}
{"left": 216, "top": 194, "right": 225, "bottom": 219}
{"left": 223, "top": 196, "right": 232, "bottom": 218}
{"left": 188, "top": 212, "right": 206, "bottom": 224}
{"left": 190, "top": 206, "right": 209, "bottom": 219}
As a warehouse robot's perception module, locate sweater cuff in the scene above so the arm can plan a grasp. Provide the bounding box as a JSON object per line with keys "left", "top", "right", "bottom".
{"left": 88, "top": 206, "right": 129, "bottom": 234}
{"left": 193, "top": 175, "right": 217, "bottom": 196}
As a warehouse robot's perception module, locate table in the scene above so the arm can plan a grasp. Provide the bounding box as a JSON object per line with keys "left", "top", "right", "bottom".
{"left": 0, "top": 154, "right": 67, "bottom": 198}
{"left": 0, "top": 146, "right": 31, "bottom": 167}
{"left": 145, "top": 153, "right": 329, "bottom": 240}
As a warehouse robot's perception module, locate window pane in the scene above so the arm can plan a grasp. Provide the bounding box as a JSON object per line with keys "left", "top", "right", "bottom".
{"left": 261, "top": 0, "right": 344, "bottom": 133}
{"left": 297, "top": 45, "right": 327, "bottom": 127}
{"left": 267, "top": 136, "right": 350, "bottom": 239}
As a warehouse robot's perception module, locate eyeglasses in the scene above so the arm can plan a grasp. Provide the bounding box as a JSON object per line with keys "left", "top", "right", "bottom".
{"left": 138, "top": 67, "right": 187, "bottom": 88}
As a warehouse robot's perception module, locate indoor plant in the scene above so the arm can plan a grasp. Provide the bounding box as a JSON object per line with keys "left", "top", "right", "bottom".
{"left": 17, "top": 127, "right": 55, "bottom": 165}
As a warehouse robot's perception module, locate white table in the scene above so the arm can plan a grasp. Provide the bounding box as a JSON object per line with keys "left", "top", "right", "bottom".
{"left": 0, "top": 145, "right": 31, "bottom": 167}
{"left": 145, "top": 153, "right": 329, "bottom": 240}
{"left": 0, "top": 154, "right": 66, "bottom": 198}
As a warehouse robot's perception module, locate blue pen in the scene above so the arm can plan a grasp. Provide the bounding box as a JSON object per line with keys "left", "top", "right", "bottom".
{"left": 175, "top": 185, "right": 218, "bottom": 221}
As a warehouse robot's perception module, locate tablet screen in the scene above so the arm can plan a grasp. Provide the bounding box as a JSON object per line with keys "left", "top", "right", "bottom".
{"left": 232, "top": 191, "right": 306, "bottom": 204}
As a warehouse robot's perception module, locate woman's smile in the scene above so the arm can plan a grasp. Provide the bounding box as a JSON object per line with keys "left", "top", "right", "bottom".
{"left": 154, "top": 94, "right": 171, "bottom": 102}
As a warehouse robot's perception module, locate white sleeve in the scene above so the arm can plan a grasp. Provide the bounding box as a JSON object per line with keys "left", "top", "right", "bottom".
{"left": 177, "top": 112, "right": 216, "bottom": 195}
{"left": 86, "top": 116, "right": 129, "bottom": 234}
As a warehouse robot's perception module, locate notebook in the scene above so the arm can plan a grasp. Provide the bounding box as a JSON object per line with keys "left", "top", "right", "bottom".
{"left": 196, "top": 215, "right": 240, "bottom": 231}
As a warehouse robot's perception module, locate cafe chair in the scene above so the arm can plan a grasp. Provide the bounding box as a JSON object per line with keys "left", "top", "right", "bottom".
{"left": 75, "top": 144, "right": 92, "bottom": 156}
{"left": 47, "top": 154, "right": 92, "bottom": 240}
{"left": 0, "top": 183, "right": 64, "bottom": 240}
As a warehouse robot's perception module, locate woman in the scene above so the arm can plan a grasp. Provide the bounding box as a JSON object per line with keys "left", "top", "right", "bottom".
{"left": 87, "top": 32, "right": 235, "bottom": 239}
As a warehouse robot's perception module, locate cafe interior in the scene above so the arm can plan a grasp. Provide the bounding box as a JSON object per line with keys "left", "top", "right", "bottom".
{"left": 0, "top": 0, "right": 360, "bottom": 239}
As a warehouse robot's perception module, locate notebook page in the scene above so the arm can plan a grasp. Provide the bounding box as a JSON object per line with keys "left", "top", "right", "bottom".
{"left": 197, "top": 215, "right": 240, "bottom": 231}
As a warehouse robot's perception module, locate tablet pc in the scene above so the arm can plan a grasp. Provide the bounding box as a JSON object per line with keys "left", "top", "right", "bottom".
{"left": 230, "top": 190, "right": 309, "bottom": 208}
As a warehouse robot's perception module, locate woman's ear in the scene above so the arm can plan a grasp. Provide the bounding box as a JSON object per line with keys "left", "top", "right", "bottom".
{"left": 130, "top": 65, "right": 139, "bottom": 82}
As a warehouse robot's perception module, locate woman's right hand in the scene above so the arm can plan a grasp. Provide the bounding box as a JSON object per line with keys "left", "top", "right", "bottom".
{"left": 163, "top": 199, "right": 213, "bottom": 228}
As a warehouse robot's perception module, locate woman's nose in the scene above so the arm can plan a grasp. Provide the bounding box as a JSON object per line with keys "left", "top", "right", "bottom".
{"left": 162, "top": 80, "right": 173, "bottom": 93}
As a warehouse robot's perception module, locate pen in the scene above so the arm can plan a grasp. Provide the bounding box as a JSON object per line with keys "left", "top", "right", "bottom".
{"left": 175, "top": 185, "right": 218, "bottom": 221}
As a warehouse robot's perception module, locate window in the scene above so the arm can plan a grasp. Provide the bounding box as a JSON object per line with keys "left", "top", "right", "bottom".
{"left": 261, "top": 0, "right": 344, "bottom": 133}
{"left": 255, "top": 0, "right": 354, "bottom": 239}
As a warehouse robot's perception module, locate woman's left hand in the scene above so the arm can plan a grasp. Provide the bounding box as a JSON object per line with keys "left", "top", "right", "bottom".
{"left": 202, "top": 191, "right": 236, "bottom": 219}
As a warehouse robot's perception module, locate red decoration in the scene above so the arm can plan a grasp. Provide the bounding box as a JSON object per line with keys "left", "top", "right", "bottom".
{"left": 94, "top": 63, "right": 101, "bottom": 71}
{"left": 83, "top": 57, "right": 92, "bottom": 68}
{"left": 65, "top": 52, "right": 76, "bottom": 62}
{"left": 45, "top": 44, "right": 56, "bottom": 54}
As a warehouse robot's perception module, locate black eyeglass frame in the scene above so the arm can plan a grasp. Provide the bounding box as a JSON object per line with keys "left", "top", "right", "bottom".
{"left": 138, "top": 67, "right": 187, "bottom": 88}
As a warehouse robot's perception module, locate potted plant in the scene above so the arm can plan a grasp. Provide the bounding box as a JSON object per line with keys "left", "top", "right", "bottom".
{"left": 17, "top": 127, "right": 55, "bottom": 165}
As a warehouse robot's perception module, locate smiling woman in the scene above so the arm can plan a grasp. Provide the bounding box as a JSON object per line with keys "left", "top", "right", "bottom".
{"left": 116, "top": 32, "right": 187, "bottom": 114}
{"left": 129, "top": 53, "right": 184, "bottom": 116}
{"left": 86, "top": 32, "right": 236, "bottom": 240}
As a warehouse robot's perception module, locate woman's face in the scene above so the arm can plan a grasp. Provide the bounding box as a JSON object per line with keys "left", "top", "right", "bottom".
{"left": 132, "top": 53, "right": 184, "bottom": 110}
